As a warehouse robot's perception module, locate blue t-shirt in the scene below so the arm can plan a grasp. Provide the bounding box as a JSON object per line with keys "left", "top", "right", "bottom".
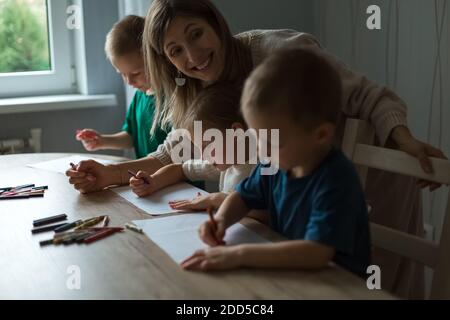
{"left": 236, "top": 148, "right": 371, "bottom": 277}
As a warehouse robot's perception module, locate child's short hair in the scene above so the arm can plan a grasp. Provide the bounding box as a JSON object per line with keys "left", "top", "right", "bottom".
{"left": 180, "top": 83, "right": 246, "bottom": 130}
{"left": 105, "top": 15, "right": 145, "bottom": 60}
{"left": 242, "top": 48, "right": 343, "bottom": 130}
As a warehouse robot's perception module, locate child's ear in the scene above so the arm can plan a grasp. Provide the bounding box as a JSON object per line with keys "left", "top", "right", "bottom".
{"left": 231, "top": 122, "right": 245, "bottom": 131}
{"left": 315, "top": 123, "right": 335, "bottom": 144}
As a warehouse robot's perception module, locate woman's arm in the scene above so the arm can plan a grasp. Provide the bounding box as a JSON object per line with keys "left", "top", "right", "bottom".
{"left": 69, "top": 127, "right": 183, "bottom": 193}
{"left": 113, "top": 131, "right": 185, "bottom": 185}
{"left": 66, "top": 156, "right": 165, "bottom": 194}
{"left": 151, "top": 164, "right": 187, "bottom": 189}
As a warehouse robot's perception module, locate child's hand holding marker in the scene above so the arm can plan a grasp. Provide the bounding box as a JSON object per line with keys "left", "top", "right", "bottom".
{"left": 197, "top": 208, "right": 227, "bottom": 247}
{"left": 180, "top": 209, "right": 234, "bottom": 271}
{"left": 76, "top": 129, "right": 103, "bottom": 151}
{"left": 128, "top": 170, "right": 161, "bottom": 197}
{"left": 76, "top": 129, "right": 98, "bottom": 140}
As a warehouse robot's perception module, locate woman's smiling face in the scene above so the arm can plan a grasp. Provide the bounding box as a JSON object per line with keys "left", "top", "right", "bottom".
{"left": 163, "top": 16, "right": 224, "bottom": 84}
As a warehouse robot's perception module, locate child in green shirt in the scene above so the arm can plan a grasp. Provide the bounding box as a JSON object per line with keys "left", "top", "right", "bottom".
{"left": 76, "top": 15, "right": 167, "bottom": 159}
{"left": 121, "top": 91, "right": 167, "bottom": 159}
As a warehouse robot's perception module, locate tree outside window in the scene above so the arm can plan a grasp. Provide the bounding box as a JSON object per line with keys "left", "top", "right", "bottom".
{"left": 0, "top": 0, "right": 51, "bottom": 73}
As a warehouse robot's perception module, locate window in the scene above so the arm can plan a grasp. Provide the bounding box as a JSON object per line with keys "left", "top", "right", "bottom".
{"left": 0, "top": 0, "right": 74, "bottom": 98}
{"left": 0, "top": 0, "right": 51, "bottom": 73}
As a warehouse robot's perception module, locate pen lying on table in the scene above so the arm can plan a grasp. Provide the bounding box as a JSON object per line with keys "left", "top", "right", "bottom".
{"left": 0, "top": 185, "right": 48, "bottom": 200}
{"left": 39, "top": 227, "right": 124, "bottom": 246}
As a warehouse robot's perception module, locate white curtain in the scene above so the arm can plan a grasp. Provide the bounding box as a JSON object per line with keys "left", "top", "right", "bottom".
{"left": 314, "top": 0, "right": 449, "bottom": 297}
{"left": 314, "top": 0, "right": 449, "bottom": 241}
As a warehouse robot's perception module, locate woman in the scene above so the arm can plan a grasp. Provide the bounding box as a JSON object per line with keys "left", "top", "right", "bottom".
{"left": 66, "top": 0, "right": 446, "bottom": 298}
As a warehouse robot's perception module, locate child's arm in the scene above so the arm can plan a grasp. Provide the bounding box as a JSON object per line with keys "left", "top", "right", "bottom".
{"left": 76, "top": 129, "right": 133, "bottom": 151}
{"left": 98, "top": 131, "right": 133, "bottom": 150}
{"left": 237, "top": 241, "right": 335, "bottom": 269}
{"left": 169, "top": 192, "right": 228, "bottom": 211}
{"left": 181, "top": 240, "right": 335, "bottom": 271}
{"left": 197, "top": 192, "right": 252, "bottom": 247}
{"left": 129, "top": 163, "right": 186, "bottom": 197}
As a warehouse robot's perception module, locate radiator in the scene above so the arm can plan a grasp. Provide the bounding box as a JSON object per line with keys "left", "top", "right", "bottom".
{"left": 0, "top": 128, "right": 42, "bottom": 154}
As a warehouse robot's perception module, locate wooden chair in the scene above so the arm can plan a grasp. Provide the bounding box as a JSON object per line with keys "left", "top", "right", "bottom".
{"left": 342, "top": 119, "right": 450, "bottom": 299}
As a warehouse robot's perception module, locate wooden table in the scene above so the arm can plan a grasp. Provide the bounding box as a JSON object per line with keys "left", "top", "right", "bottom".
{"left": 0, "top": 153, "right": 395, "bottom": 299}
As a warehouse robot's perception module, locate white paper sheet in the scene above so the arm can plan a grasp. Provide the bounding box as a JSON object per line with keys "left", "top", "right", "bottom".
{"left": 27, "top": 155, "right": 115, "bottom": 174}
{"left": 112, "top": 182, "right": 206, "bottom": 216}
{"left": 133, "top": 213, "right": 270, "bottom": 263}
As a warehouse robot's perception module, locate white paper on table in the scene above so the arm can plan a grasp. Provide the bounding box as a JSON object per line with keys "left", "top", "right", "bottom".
{"left": 133, "top": 213, "right": 270, "bottom": 263}
{"left": 27, "top": 155, "right": 115, "bottom": 174}
{"left": 112, "top": 182, "right": 206, "bottom": 216}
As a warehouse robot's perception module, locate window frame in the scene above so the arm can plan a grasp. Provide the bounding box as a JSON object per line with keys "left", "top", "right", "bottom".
{"left": 0, "top": 0, "right": 75, "bottom": 98}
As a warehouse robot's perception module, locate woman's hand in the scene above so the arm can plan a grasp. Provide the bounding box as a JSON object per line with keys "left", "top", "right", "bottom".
{"left": 391, "top": 126, "right": 448, "bottom": 191}
{"left": 180, "top": 246, "right": 242, "bottom": 271}
{"left": 65, "top": 160, "right": 120, "bottom": 193}
{"left": 169, "top": 192, "right": 226, "bottom": 212}
{"left": 129, "top": 171, "right": 162, "bottom": 197}
{"left": 76, "top": 129, "right": 104, "bottom": 151}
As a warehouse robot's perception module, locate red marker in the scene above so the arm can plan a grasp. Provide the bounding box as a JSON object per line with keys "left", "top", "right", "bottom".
{"left": 76, "top": 129, "right": 98, "bottom": 140}
{"left": 127, "top": 170, "right": 150, "bottom": 185}
{"left": 70, "top": 162, "right": 77, "bottom": 171}
{"left": 84, "top": 228, "right": 123, "bottom": 244}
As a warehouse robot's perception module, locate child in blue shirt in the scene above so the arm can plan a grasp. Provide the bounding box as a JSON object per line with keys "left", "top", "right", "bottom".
{"left": 181, "top": 48, "right": 371, "bottom": 277}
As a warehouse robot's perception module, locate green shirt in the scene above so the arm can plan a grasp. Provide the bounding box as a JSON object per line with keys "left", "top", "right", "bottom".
{"left": 121, "top": 91, "right": 168, "bottom": 159}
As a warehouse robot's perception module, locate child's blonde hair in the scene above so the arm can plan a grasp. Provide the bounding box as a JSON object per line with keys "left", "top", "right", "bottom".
{"left": 242, "top": 48, "right": 343, "bottom": 130}
{"left": 105, "top": 15, "right": 145, "bottom": 60}
{"left": 180, "top": 83, "right": 245, "bottom": 131}
{"left": 143, "top": 0, "right": 253, "bottom": 133}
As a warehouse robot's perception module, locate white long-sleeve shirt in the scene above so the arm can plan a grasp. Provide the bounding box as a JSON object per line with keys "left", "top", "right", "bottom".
{"left": 181, "top": 159, "right": 255, "bottom": 194}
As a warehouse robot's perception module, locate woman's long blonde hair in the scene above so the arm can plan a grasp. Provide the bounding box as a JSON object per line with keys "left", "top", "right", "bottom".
{"left": 143, "top": 0, "right": 253, "bottom": 133}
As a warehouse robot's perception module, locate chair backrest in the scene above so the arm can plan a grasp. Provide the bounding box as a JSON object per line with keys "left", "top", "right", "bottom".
{"left": 342, "top": 119, "right": 450, "bottom": 299}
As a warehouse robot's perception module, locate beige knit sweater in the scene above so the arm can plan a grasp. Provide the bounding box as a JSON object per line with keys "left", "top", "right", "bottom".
{"left": 149, "top": 29, "right": 408, "bottom": 166}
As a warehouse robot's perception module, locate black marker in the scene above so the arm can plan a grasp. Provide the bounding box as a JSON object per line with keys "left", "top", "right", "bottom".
{"left": 54, "top": 220, "right": 83, "bottom": 233}
{"left": 33, "top": 214, "right": 67, "bottom": 227}
{"left": 31, "top": 223, "right": 68, "bottom": 234}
